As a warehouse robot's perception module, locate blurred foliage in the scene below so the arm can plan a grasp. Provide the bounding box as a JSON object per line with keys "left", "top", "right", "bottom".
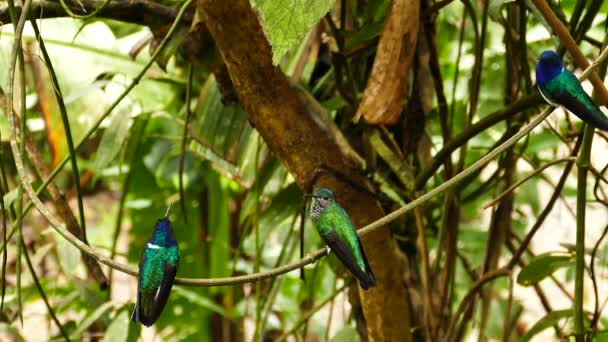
{"left": 0, "top": 0, "right": 608, "bottom": 341}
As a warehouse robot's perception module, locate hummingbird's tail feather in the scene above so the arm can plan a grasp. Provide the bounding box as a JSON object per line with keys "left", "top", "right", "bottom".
{"left": 358, "top": 271, "right": 376, "bottom": 290}
{"left": 323, "top": 232, "right": 377, "bottom": 290}
{"left": 580, "top": 107, "right": 608, "bottom": 131}
{"left": 131, "top": 292, "right": 156, "bottom": 327}
{"left": 552, "top": 80, "right": 608, "bottom": 131}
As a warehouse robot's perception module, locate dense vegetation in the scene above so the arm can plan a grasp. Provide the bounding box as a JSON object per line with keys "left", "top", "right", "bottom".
{"left": 1, "top": 0, "right": 608, "bottom": 340}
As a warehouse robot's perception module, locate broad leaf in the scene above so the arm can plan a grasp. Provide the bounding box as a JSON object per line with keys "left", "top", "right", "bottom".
{"left": 106, "top": 307, "right": 140, "bottom": 342}
{"left": 521, "top": 309, "right": 573, "bottom": 342}
{"left": 252, "top": 0, "right": 335, "bottom": 65}
{"left": 489, "top": 0, "right": 517, "bottom": 21}
{"left": 517, "top": 252, "right": 574, "bottom": 286}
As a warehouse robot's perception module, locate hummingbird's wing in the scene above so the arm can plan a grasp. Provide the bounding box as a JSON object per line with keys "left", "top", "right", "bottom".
{"left": 150, "top": 261, "right": 178, "bottom": 321}
{"left": 322, "top": 231, "right": 376, "bottom": 290}
{"left": 131, "top": 259, "right": 177, "bottom": 326}
{"left": 552, "top": 73, "right": 608, "bottom": 131}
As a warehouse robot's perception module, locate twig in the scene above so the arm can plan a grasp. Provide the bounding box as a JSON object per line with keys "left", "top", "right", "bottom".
{"left": 6, "top": 0, "right": 31, "bottom": 326}
{"left": 21, "top": 238, "right": 71, "bottom": 341}
{"left": 483, "top": 157, "right": 576, "bottom": 209}
{"left": 178, "top": 65, "right": 195, "bottom": 222}
{"left": 589, "top": 223, "right": 608, "bottom": 333}
{"left": 0, "top": 0, "right": 186, "bottom": 27}
{"left": 503, "top": 274, "right": 514, "bottom": 342}
{"left": 415, "top": 94, "right": 543, "bottom": 188}
{"left": 445, "top": 268, "right": 511, "bottom": 342}
{"left": 276, "top": 281, "right": 352, "bottom": 342}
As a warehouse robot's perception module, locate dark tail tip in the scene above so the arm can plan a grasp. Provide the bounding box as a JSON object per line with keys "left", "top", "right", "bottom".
{"left": 131, "top": 306, "right": 154, "bottom": 327}
{"left": 358, "top": 272, "right": 376, "bottom": 290}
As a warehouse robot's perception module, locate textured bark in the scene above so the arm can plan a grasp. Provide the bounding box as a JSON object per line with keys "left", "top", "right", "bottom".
{"left": 354, "top": 0, "right": 420, "bottom": 125}
{"left": 198, "top": 0, "right": 412, "bottom": 340}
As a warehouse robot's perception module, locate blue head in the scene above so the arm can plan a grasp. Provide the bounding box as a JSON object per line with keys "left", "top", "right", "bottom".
{"left": 536, "top": 50, "right": 564, "bottom": 85}
{"left": 150, "top": 218, "right": 177, "bottom": 247}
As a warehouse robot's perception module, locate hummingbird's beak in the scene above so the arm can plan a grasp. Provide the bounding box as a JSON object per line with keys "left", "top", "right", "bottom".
{"left": 303, "top": 194, "right": 316, "bottom": 198}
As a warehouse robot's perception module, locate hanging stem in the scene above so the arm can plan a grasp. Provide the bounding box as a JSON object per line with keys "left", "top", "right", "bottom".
{"left": 574, "top": 124, "right": 593, "bottom": 341}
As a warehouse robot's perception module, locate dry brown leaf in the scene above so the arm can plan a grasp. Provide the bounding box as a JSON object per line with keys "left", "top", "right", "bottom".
{"left": 354, "top": 0, "right": 420, "bottom": 125}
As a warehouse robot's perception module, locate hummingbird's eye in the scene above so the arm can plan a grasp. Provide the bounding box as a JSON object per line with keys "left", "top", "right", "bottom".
{"left": 323, "top": 196, "right": 329, "bottom": 200}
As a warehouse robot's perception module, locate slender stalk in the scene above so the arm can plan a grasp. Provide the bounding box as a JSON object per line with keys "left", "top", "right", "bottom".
{"left": 6, "top": 0, "right": 31, "bottom": 326}
{"left": 574, "top": 124, "right": 594, "bottom": 341}
{"left": 178, "top": 65, "right": 195, "bottom": 221}
{"left": 56, "top": 0, "right": 112, "bottom": 19}
{"left": 276, "top": 281, "right": 352, "bottom": 342}
{"left": 30, "top": 19, "right": 89, "bottom": 243}
{"left": 21, "top": 238, "right": 71, "bottom": 341}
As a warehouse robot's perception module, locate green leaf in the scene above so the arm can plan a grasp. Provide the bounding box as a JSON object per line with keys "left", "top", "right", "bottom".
{"left": 172, "top": 287, "right": 228, "bottom": 316}
{"left": 93, "top": 109, "right": 132, "bottom": 172}
{"left": 55, "top": 232, "right": 82, "bottom": 277}
{"left": 489, "top": 0, "right": 516, "bottom": 21}
{"left": 70, "top": 301, "right": 115, "bottom": 339}
{"left": 106, "top": 309, "right": 129, "bottom": 342}
{"left": 331, "top": 326, "right": 361, "bottom": 342}
{"left": 106, "top": 307, "right": 140, "bottom": 342}
{"left": 517, "top": 252, "right": 574, "bottom": 286}
{"left": 252, "top": 0, "right": 336, "bottom": 65}
{"left": 0, "top": 322, "right": 26, "bottom": 342}
{"left": 71, "top": 277, "right": 106, "bottom": 310}
{"left": 2, "top": 188, "right": 17, "bottom": 208}
{"left": 521, "top": 309, "right": 573, "bottom": 342}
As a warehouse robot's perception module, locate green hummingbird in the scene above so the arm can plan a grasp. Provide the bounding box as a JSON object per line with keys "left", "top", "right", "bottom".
{"left": 132, "top": 210, "right": 180, "bottom": 327}
{"left": 536, "top": 50, "right": 608, "bottom": 131}
{"left": 306, "top": 188, "right": 376, "bottom": 289}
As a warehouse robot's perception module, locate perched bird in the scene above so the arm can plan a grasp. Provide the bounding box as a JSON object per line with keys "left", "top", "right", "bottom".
{"left": 132, "top": 211, "right": 180, "bottom": 327}
{"left": 536, "top": 50, "right": 608, "bottom": 131}
{"left": 306, "top": 188, "right": 376, "bottom": 289}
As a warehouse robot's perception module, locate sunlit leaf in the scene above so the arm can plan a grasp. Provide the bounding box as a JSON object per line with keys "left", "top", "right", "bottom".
{"left": 517, "top": 252, "right": 574, "bottom": 286}
{"left": 252, "top": 0, "right": 335, "bottom": 65}
{"left": 521, "top": 309, "right": 573, "bottom": 342}
{"left": 55, "top": 233, "right": 82, "bottom": 277}
{"left": 70, "top": 301, "right": 115, "bottom": 339}
{"left": 106, "top": 307, "right": 140, "bottom": 342}
{"left": 331, "top": 326, "right": 361, "bottom": 342}
{"left": 93, "top": 109, "right": 132, "bottom": 172}
{"left": 172, "top": 287, "right": 228, "bottom": 316}
{"left": 488, "top": 0, "right": 516, "bottom": 21}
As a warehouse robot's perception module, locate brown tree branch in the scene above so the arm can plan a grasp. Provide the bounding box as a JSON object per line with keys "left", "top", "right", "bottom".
{"left": 0, "top": 0, "right": 190, "bottom": 27}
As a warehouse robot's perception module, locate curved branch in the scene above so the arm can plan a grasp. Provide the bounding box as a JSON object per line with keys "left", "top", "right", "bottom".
{"left": 0, "top": 0, "right": 190, "bottom": 27}
{"left": 415, "top": 93, "right": 543, "bottom": 188}
{"left": 483, "top": 156, "right": 576, "bottom": 209}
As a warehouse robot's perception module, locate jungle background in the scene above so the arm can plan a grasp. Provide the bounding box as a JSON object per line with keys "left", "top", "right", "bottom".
{"left": 1, "top": 0, "right": 608, "bottom": 340}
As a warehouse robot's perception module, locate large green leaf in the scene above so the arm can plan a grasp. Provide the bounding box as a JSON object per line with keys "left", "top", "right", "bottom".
{"left": 521, "top": 309, "right": 573, "bottom": 342}
{"left": 172, "top": 287, "right": 228, "bottom": 316}
{"left": 105, "top": 307, "right": 140, "bottom": 342}
{"left": 252, "top": 0, "right": 335, "bottom": 65}
{"left": 331, "top": 326, "right": 361, "bottom": 342}
{"left": 517, "top": 252, "right": 574, "bottom": 286}
{"left": 93, "top": 108, "right": 132, "bottom": 173}
{"left": 70, "top": 301, "right": 115, "bottom": 339}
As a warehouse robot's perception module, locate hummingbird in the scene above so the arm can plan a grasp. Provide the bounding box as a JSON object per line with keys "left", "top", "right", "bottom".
{"left": 306, "top": 188, "right": 376, "bottom": 289}
{"left": 536, "top": 50, "right": 608, "bottom": 131}
{"left": 132, "top": 208, "right": 180, "bottom": 327}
